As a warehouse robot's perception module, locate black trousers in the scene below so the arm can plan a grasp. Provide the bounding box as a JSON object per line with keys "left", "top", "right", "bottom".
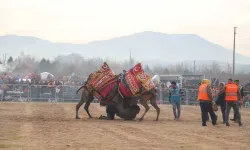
{"left": 220, "top": 103, "right": 226, "bottom": 123}
{"left": 200, "top": 101, "right": 217, "bottom": 125}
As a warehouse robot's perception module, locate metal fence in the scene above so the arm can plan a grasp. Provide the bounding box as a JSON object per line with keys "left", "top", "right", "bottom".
{"left": 158, "top": 87, "right": 190, "bottom": 105}
{"left": 1, "top": 84, "right": 250, "bottom": 107}
{"left": 0, "top": 84, "right": 29, "bottom": 102}
{"left": 0, "top": 84, "right": 83, "bottom": 102}
{"left": 158, "top": 87, "right": 250, "bottom": 107}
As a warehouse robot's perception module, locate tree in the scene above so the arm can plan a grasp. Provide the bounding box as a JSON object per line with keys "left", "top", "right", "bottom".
{"left": 7, "top": 56, "right": 14, "bottom": 64}
{"left": 39, "top": 58, "right": 51, "bottom": 72}
{"left": 12, "top": 55, "right": 37, "bottom": 74}
{"left": 163, "top": 68, "right": 170, "bottom": 74}
{"left": 211, "top": 61, "right": 221, "bottom": 74}
{"left": 144, "top": 65, "right": 153, "bottom": 75}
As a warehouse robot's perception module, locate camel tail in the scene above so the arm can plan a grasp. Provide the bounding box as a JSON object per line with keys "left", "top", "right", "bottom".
{"left": 76, "top": 86, "right": 84, "bottom": 94}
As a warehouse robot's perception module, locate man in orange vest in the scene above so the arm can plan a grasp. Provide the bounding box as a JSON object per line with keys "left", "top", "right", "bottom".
{"left": 198, "top": 82, "right": 210, "bottom": 122}
{"left": 223, "top": 79, "right": 242, "bottom": 126}
{"left": 198, "top": 79, "right": 217, "bottom": 126}
{"left": 230, "top": 80, "right": 244, "bottom": 123}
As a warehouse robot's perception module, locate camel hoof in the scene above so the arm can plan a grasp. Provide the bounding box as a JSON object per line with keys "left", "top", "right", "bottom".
{"left": 88, "top": 117, "right": 93, "bottom": 119}
{"left": 139, "top": 118, "right": 144, "bottom": 121}
{"left": 75, "top": 116, "right": 80, "bottom": 119}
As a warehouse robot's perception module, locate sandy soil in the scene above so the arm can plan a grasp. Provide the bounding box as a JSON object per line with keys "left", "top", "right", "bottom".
{"left": 0, "top": 102, "right": 250, "bottom": 150}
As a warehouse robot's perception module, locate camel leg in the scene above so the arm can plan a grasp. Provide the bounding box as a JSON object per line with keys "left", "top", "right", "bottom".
{"left": 75, "top": 95, "right": 85, "bottom": 119}
{"left": 139, "top": 99, "right": 150, "bottom": 121}
{"left": 150, "top": 96, "right": 160, "bottom": 121}
{"left": 84, "top": 99, "right": 93, "bottom": 119}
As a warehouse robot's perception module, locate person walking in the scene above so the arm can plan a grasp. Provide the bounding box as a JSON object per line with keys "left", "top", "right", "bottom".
{"left": 169, "top": 82, "right": 181, "bottom": 120}
{"left": 215, "top": 83, "right": 226, "bottom": 123}
{"left": 198, "top": 79, "right": 217, "bottom": 126}
{"left": 222, "top": 79, "right": 243, "bottom": 126}
{"left": 230, "top": 80, "right": 244, "bottom": 122}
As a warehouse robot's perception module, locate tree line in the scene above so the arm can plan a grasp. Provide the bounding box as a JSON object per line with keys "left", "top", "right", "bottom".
{"left": 2, "top": 53, "right": 250, "bottom": 84}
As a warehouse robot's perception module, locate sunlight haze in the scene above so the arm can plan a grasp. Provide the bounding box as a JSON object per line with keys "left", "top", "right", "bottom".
{"left": 1, "top": 0, "right": 250, "bottom": 56}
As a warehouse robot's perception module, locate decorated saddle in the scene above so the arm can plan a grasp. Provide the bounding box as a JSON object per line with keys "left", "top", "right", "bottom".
{"left": 85, "top": 62, "right": 118, "bottom": 102}
{"left": 119, "top": 63, "right": 156, "bottom": 98}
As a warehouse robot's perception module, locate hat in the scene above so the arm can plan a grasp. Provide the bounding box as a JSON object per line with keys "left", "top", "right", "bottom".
{"left": 202, "top": 79, "right": 210, "bottom": 85}
{"left": 234, "top": 80, "right": 239, "bottom": 82}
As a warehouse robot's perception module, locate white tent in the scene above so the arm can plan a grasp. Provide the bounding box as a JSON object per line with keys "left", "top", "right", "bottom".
{"left": 40, "top": 72, "right": 55, "bottom": 80}
{"left": 152, "top": 75, "right": 160, "bottom": 85}
{"left": 0, "top": 64, "right": 6, "bottom": 72}
{"left": 18, "top": 78, "right": 31, "bottom": 83}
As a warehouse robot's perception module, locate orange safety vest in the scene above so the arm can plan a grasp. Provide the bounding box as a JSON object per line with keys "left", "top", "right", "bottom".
{"left": 198, "top": 84, "right": 210, "bottom": 101}
{"left": 225, "top": 84, "right": 238, "bottom": 101}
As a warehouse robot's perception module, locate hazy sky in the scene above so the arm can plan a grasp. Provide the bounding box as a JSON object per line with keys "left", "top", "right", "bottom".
{"left": 1, "top": 0, "right": 250, "bottom": 56}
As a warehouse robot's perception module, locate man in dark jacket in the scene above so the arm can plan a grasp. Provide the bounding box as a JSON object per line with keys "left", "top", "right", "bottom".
{"left": 215, "top": 83, "right": 226, "bottom": 123}
{"left": 231, "top": 80, "right": 244, "bottom": 122}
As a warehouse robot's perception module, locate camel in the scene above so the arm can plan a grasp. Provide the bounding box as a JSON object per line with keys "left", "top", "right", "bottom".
{"left": 75, "top": 62, "right": 160, "bottom": 121}
{"left": 75, "top": 77, "right": 160, "bottom": 121}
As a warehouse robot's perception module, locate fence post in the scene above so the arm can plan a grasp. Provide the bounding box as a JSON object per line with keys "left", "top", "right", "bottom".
{"left": 28, "top": 85, "right": 30, "bottom": 102}
{"left": 185, "top": 89, "right": 188, "bottom": 105}
{"left": 160, "top": 88, "right": 162, "bottom": 103}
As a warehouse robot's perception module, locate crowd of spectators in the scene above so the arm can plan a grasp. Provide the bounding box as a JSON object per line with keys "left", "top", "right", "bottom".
{"left": 0, "top": 74, "right": 84, "bottom": 101}
{"left": 1, "top": 73, "right": 250, "bottom": 104}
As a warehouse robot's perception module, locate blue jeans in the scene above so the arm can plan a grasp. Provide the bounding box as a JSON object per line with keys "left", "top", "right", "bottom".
{"left": 171, "top": 100, "right": 181, "bottom": 119}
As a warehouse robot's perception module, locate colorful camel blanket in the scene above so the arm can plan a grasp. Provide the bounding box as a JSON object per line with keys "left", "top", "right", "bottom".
{"left": 132, "top": 63, "right": 155, "bottom": 91}
{"left": 91, "top": 69, "right": 117, "bottom": 91}
{"left": 123, "top": 70, "right": 141, "bottom": 96}
{"left": 87, "top": 62, "right": 118, "bottom": 101}
{"left": 120, "top": 63, "right": 155, "bottom": 97}
{"left": 136, "top": 72, "right": 155, "bottom": 91}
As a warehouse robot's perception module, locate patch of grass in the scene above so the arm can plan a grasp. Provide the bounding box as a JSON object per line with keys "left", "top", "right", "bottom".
{"left": 0, "top": 143, "right": 11, "bottom": 148}
{"left": 0, "top": 143, "right": 24, "bottom": 148}
{"left": 11, "top": 135, "right": 23, "bottom": 140}
{"left": 8, "top": 130, "right": 17, "bottom": 134}
{"left": 6, "top": 130, "right": 23, "bottom": 140}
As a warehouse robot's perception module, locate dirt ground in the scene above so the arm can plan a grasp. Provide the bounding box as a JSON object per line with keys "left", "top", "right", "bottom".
{"left": 0, "top": 102, "right": 250, "bottom": 150}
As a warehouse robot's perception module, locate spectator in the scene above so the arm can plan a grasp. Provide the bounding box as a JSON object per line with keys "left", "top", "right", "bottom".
{"left": 215, "top": 83, "right": 226, "bottom": 123}
{"left": 169, "top": 82, "right": 181, "bottom": 120}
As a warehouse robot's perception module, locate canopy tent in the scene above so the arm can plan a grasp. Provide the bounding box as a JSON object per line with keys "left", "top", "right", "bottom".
{"left": 68, "top": 73, "right": 81, "bottom": 81}
{"left": 152, "top": 75, "right": 160, "bottom": 85}
{"left": 18, "top": 78, "right": 31, "bottom": 83}
{"left": 40, "top": 72, "right": 55, "bottom": 80}
{"left": 0, "top": 64, "right": 7, "bottom": 72}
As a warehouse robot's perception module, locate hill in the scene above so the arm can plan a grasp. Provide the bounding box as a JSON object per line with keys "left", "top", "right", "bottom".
{"left": 0, "top": 31, "right": 249, "bottom": 65}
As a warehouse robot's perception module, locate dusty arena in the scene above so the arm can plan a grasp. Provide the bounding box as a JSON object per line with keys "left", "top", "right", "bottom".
{"left": 0, "top": 102, "right": 250, "bottom": 150}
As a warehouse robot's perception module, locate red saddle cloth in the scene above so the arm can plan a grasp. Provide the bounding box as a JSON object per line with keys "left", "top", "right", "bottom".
{"left": 118, "top": 81, "right": 133, "bottom": 97}
{"left": 89, "top": 62, "right": 118, "bottom": 102}
{"left": 93, "top": 81, "right": 118, "bottom": 102}
{"left": 118, "top": 63, "right": 155, "bottom": 97}
{"left": 118, "top": 63, "right": 143, "bottom": 97}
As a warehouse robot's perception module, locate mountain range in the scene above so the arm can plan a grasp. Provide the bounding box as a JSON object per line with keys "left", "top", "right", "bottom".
{"left": 0, "top": 31, "right": 250, "bottom": 73}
